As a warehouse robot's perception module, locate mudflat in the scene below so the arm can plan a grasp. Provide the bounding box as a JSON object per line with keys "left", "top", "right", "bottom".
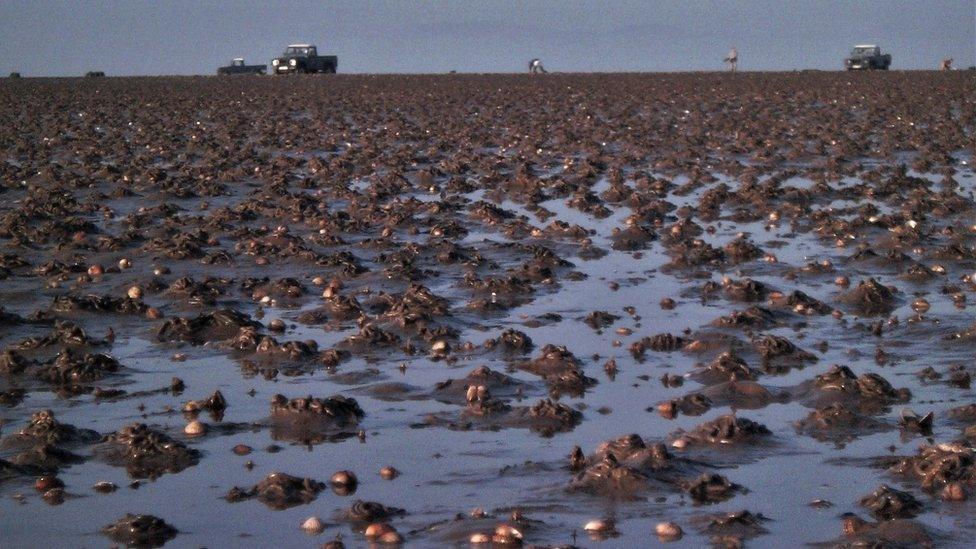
{"left": 0, "top": 71, "right": 974, "bottom": 547}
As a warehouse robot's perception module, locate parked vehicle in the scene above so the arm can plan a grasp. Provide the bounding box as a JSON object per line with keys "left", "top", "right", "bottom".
{"left": 217, "top": 58, "right": 266, "bottom": 75}
{"left": 271, "top": 44, "right": 337, "bottom": 74}
{"left": 85, "top": 71, "right": 105, "bottom": 78}
{"left": 844, "top": 45, "right": 891, "bottom": 70}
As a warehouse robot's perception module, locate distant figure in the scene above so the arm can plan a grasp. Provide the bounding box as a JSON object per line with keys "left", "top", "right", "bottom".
{"left": 941, "top": 58, "right": 953, "bottom": 71}
{"left": 724, "top": 47, "right": 738, "bottom": 72}
{"left": 529, "top": 58, "right": 547, "bottom": 74}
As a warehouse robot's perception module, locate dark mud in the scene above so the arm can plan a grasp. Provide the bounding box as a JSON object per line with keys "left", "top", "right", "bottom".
{"left": 0, "top": 71, "right": 974, "bottom": 547}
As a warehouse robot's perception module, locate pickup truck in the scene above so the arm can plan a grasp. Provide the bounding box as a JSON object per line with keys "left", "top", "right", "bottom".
{"left": 271, "top": 44, "right": 337, "bottom": 74}
{"left": 844, "top": 45, "right": 891, "bottom": 71}
{"left": 217, "top": 58, "right": 267, "bottom": 75}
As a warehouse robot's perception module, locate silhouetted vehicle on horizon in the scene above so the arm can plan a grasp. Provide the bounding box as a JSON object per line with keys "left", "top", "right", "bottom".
{"left": 271, "top": 44, "right": 337, "bottom": 74}
{"left": 8, "top": 72, "right": 21, "bottom": 78}
{"left": 845, "top": 45, "right": 891, "bottom": 70}
{"left": 217, "top": 58, "right": 266, "bottom": 75}
{"left": 85, "top": 71, "right": 105, "bottom": 78}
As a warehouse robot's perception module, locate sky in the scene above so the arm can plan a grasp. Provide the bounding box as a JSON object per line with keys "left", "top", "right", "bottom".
{"left": 0, "top": 0, "right": 973, "bottom": 76}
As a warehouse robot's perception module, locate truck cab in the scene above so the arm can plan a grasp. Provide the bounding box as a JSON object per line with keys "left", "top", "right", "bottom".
{"left": 283, "top": 45, "right": 317, "bottom": 58}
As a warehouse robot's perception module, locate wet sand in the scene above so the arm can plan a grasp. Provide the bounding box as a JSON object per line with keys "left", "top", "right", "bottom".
{"left": 0, "top": 72, "right": 975, "bottom": 547}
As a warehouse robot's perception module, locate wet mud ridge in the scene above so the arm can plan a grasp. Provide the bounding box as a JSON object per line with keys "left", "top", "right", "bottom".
{"left": 0, "top": 72, "right": 974, "bottom": 547}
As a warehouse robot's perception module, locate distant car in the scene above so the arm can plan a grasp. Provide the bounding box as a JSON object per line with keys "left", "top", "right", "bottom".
{"left": 844, "top": 45, "right": 891, "bottom": 71}
{"left": 271, "top": 44, "right": 337, "bottom": 74}
{"left": 217, "top": 58, "right": 266, "bottom": 75}
{"left": 8, "top": 72, "right": 21, "bottom": 78}
{"left": 85, "top": 71, "right": 105, "bottom": 78}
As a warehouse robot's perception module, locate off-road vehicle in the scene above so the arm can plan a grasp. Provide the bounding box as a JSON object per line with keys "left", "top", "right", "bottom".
{"left": 271, "top": 44, "right": 337, "bottom": 74}
{"left": 217, "top": 58, "right": 266, "bottom": 75}
{"left": 845, "top": 45, "right": 891, "bottom": 70}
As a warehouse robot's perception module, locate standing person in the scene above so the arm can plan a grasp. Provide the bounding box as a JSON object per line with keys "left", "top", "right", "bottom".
{"left": 724, "top": 47, "right": 738, "bottom": 73}
{"left": 529, "top": 58, "right": 547, "bottom": 74}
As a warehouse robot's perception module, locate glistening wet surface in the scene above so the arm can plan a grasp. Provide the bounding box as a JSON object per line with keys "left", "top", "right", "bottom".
{"left": 0, "top": 72, "right": 974, "bottom": 548}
